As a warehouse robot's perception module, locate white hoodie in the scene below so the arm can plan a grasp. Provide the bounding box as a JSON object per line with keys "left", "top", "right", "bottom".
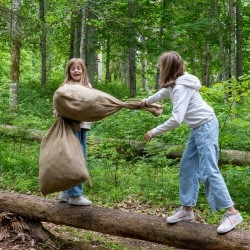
{"left": 146, "top": 73, "right": 215, "bottom": 136}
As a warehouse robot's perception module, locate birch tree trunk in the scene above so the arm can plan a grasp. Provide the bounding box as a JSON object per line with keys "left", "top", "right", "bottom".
{"left": 9, "top": 0, "right": 21, "bottom": 113}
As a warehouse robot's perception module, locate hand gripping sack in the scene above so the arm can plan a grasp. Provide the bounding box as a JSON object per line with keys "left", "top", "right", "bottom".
{"left": 39, "top": 117, "right": 89, "bottom": 196}
{"left": 53, "top": 84, "right": 163, "bottom": 122}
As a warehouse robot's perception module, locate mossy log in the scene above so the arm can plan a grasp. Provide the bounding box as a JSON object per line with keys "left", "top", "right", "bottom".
{"left": 0, "top": 190, "right": 249, "bottom": 250}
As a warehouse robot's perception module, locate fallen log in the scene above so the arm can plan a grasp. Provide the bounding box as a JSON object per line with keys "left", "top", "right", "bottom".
{"left": 94, "top": 138, "right": 250, "bottom": 166}
{"left": 0, "top": 125, "right": 249, "bottom": 166}
{"left": 0, "top": 190, "right": 249, "bottom": 250}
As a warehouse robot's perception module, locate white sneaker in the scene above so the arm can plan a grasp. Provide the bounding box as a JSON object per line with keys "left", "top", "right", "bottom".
{"left": 68, "top": 196, "right": 92, "bottom": 206}
{"left": 58, "top": 192, "right": 68, "bottom": 202}
{"left": 166, "top": 206, "right": 194, "bottom": 223}
{"left": 217, "top": 210, "right": 243, "bottom": 234}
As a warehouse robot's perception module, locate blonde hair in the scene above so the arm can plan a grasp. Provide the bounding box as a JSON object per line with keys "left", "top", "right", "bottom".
{"left": 158, "top": 51, "right": 185, "bottom": 88}
{"left": 62, "top": 58, "right": 90, "bottom": 86}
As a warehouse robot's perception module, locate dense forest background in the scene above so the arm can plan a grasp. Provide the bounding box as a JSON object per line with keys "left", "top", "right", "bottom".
{"left": 0, "top": 1, "right": 250, "bottom": 249}
{"left": 1, "top": 0, "right": 250, "bottom": 97}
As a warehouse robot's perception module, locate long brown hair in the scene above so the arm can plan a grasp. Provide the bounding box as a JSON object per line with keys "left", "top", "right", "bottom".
{"left": 158, "top": 51, "right": 185, "bottom": 88}
{"left": 62, "top": 58, "right": 90, "bottom": 86}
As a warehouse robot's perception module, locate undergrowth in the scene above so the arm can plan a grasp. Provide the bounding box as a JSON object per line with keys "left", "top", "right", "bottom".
{"left": 0, "top": 79, "right": 249, "bottom": 233}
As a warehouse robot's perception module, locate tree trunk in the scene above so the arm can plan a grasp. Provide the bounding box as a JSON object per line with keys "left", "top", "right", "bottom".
{"left": 236, "top": 0, "right": 243, "bottom": 79}
{"left": 141, "top": 58, "right": 147, "bottom": 89}
{"left": 128, "top": 47, "right": 136, "bottom": 97}
{"left": 0, "top": 190, "right": 249, "bottom": 250}
{"left": 105, "top": 36, "right": 111, "bottom": 83}
{"left": 80, "top": 6, "right": 86, "bottom": 61}
{"left": 73, "top": 9, "right": 82, "bottom": 58}
{"left": 9, "top": 0, "right": 22, "bottom": 113}
{"left": 139, "top": 35, "right": 147, "bottom": 89}
{"left": 39, "top": 0, "right": 47, "bottom": 86}
{"left": 230, "top": 0, "right": 237, "bottom": 78}
{"left": 127, "top": 0, "right": 137, "bottom": 97}
{"left": 69, "top": 12, "right": 75, "bottom": 59}
{"left": 214, "top": 0, "right": 228, "bottom": 81}
{"left": 84, "top": 1, "right": 96, "bottom": 86}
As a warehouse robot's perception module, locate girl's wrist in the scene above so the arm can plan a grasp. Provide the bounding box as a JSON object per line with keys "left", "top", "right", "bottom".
{"left": 141, "top": 99, "right": 148, "bottom": 108}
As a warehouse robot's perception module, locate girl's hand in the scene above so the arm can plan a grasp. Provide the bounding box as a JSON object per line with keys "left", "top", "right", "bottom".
{"left": 140, "top": 99, "right": 147, "bottom": 108}
{"left": 144, "top": 130, "right": 154, "bottom": 141}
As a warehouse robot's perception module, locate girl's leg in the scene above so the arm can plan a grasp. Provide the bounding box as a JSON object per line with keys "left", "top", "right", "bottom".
{"left": 63, "top": 184, "right": 82, "bottom": 197}
{"left": 166, "top": 131, "right": 198, "bottom": 223}
{"left": 59, "top": 128, "right": 91, "bottom": 205}
{"left": 179, "top": 131, "right": 200, "bottom": 207}
{"left": 193, "top": 117, "right": 234, "bottom": 211}
{"left": 193, "top": 118, "right": 242, "bottom": 233}
{"left": 72, "top": 129, "right": 87, "bottom": 195}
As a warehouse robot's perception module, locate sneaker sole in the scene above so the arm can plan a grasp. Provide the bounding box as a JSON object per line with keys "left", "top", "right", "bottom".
{"left": 68, "top": 202, "right": 92, "bottom": 206}
{"left": 217, "top": 217, "right": 243, "bottom": 234}
{"left": 166, "top": 218, "right": 195, "bottom": 224}
{"left": 58, "top": 199, "right": 68, "bottom": 202}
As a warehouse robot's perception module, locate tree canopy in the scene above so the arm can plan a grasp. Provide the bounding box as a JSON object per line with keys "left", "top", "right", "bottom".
{"left": 0, "top": 0, "right": 250, "bottom": 95}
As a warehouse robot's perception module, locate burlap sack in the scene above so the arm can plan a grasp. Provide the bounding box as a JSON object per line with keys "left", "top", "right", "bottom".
{"left": 53, "top": 84, "right": 163, "bottom": 122}
{"left": 39, "top": 117, "right": 89, "bottom": 196}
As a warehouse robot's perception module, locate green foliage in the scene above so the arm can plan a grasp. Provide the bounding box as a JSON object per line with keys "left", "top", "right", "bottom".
{"left": 0, "top": 79, "right": 57, "bottom": 129}
{"left": 0, "top": 138, "right": 40, "bottom": 193}
{"left": 95, "top": 81, "right": 130, "bottom": 100}
{"left": 199, "top": 78, "right": 250, "bottom": 150}
{"left": 222, "top": 165, "right": 250, "bottom": 211}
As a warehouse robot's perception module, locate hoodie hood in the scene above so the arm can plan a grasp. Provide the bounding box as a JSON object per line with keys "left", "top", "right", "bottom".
{"left": 175, "top": 73, "right": 201, "bottom": 90}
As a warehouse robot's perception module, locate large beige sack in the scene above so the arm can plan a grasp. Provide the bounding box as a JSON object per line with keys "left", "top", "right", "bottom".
{"left": 53, "top": 84, "right": 163, "bottom": 122}
{"left": 39, "top": 117, "right": 89, "bottom": 196}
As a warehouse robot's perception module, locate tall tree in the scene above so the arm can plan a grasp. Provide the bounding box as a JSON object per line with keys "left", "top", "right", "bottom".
{"left": 214, "top": 0, "right": 228, "bottom": 81}
{"left": 39, "top": 0, "right": 47, "bottom": 86}
{"left": 236, "top": 0, "right": 243, "bottom": 79}
{"left": 9, "top": 0, "right": 21, "bottom": 113}
{"left": 84, "top": 1, "right": 96, "bottom": 86}
{"left": 127, "top": 0, "right": 136, "bottom": 97}
{"left": 105, "top": 36, "right": 111, "bottom": 83}
{"left": 229, "top": 0, "right": 237, "bottom": 78}
{"left": 69, "top": 9, "right": 82, "bottom": 59}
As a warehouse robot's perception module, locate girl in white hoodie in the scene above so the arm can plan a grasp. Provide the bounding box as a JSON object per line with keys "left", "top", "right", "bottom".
{"left": 141, "top": 51, "right": 243, "bottom": 233}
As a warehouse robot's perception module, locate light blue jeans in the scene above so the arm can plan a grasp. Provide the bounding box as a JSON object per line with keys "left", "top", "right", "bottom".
{"left": 179, "top": 117, "right": 234, "bottom": 211}
{"left": 63, "top": 128, "right": 87, "bottom": 197}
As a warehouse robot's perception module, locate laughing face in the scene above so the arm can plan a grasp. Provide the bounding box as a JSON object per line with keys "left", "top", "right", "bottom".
{"left": 69, "top": 62, "right": 83, "bottom": 82}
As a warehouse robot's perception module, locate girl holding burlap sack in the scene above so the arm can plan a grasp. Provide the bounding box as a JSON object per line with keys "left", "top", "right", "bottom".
{"left": 56, "top": 58, "right": 92, "bottom": 206}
